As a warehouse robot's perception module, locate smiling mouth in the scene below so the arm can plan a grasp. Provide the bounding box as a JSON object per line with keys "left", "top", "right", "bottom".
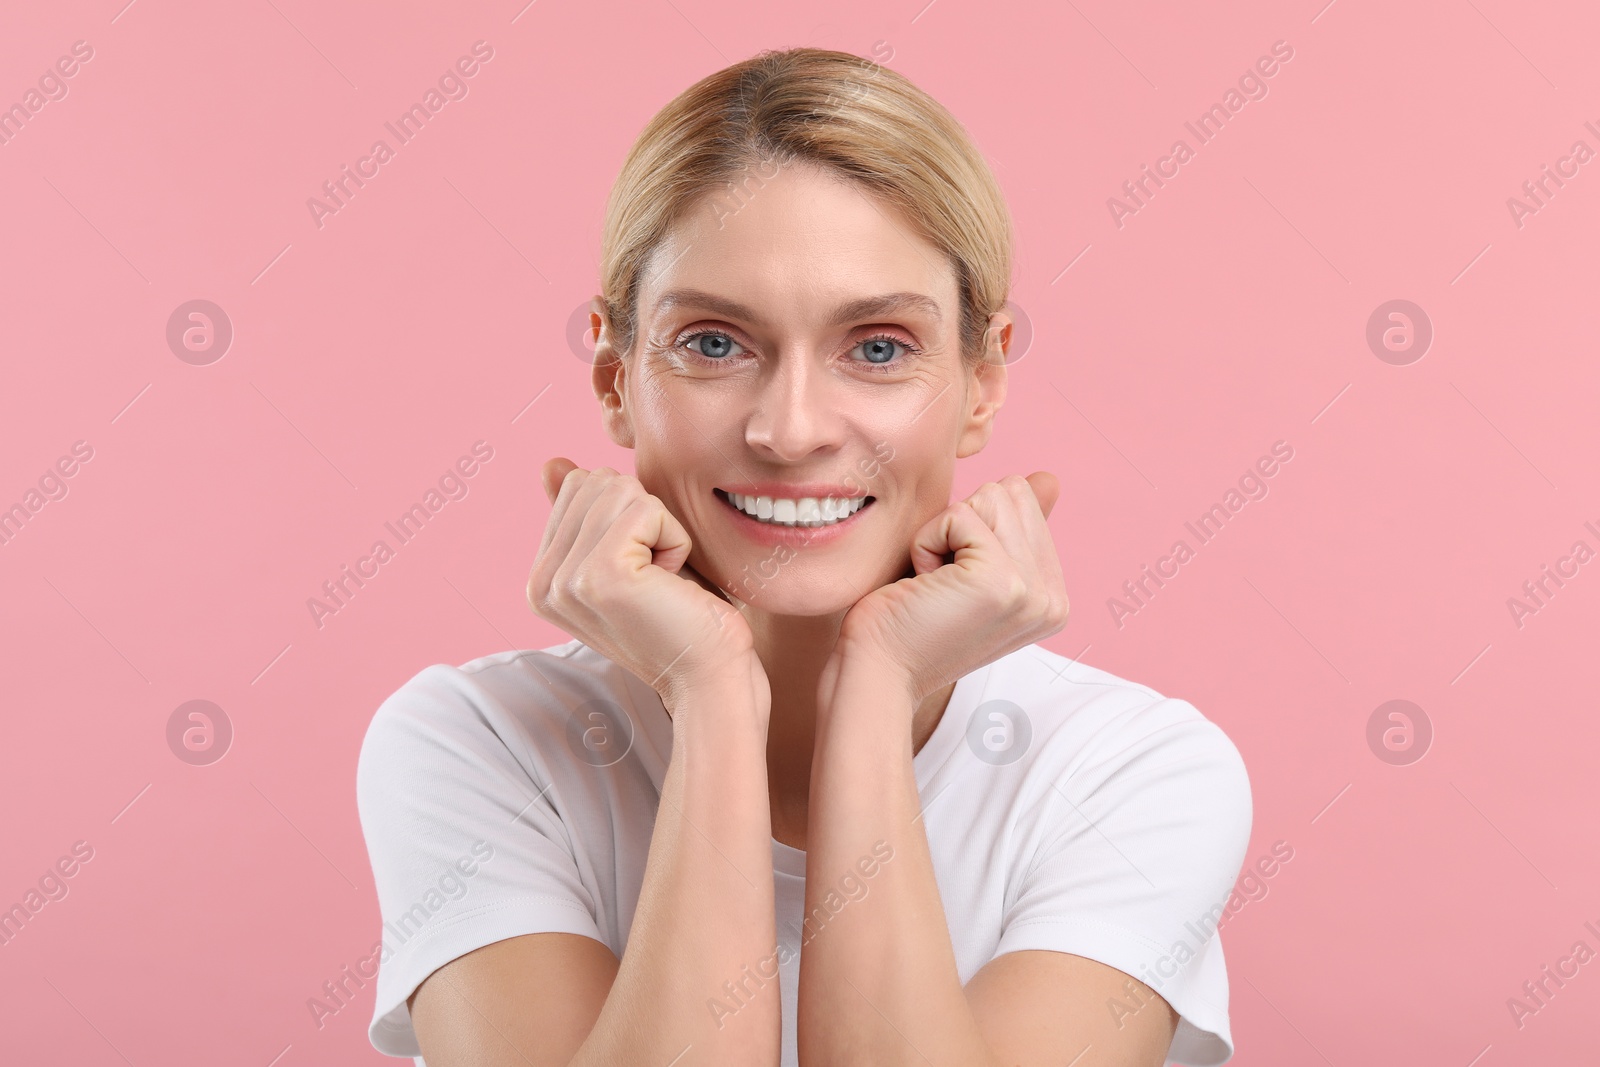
{"left": 713, "top": 488, "right": 875, "bottom": 528}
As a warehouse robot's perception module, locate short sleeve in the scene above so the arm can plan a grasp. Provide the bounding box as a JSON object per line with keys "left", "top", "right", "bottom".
{"left": 355, "top": 664, "right": 607, "bottom": 1057}
{"left": 992, "top": 701, "right": 1253, "bottom": 1066}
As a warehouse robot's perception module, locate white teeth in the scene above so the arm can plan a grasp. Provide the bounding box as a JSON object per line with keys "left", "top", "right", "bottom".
{"left": 726, "top": 492, "right": 868, "bottom": 527}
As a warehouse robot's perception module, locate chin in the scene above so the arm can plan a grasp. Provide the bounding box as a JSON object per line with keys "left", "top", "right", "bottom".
{"left": 707, "top": 561, "right": 875, "bottom": 618}
{"left": 742, "top": 589, "right": 862, "bottom": 618}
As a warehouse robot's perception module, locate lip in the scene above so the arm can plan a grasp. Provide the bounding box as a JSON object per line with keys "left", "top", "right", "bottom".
{"left": 712, "top": 487, "right": 875, "bottom": 547}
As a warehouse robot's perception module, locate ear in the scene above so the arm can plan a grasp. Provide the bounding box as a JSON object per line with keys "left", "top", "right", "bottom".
{"left": 589, "top": 296, "right": 636, "bottom": 449}
{"left": 955, "top": 310, "right": 1011, "bottom": 459}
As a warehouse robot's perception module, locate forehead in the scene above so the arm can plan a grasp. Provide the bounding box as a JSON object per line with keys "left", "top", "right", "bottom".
{"left": 637, "top": 162, "right": 958, "bottom": 327}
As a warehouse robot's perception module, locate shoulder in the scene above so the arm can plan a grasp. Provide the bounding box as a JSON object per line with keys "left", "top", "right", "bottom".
{"left": 359, "top": 639, "right": 614, "bottom": 748}
{"left": 990, "top": 645, "right": 1252, "bottom": 835}
{"left": 998, "top": 644, "right": 1248, "bottom": 771}
{"left": 355, "top": 639, "right": 641, "bottom": 807}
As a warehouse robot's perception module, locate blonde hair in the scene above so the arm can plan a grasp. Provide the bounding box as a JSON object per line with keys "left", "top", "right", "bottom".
{"left": 598, "top": 46, "right": 1013, "bottom": 366}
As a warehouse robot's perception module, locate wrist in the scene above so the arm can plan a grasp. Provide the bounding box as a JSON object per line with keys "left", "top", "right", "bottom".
{"left": 818, "top": 645, "right": 919, "bottom": 719}
{"left": 658, "top": 655, "right": 771, "bottom": 723}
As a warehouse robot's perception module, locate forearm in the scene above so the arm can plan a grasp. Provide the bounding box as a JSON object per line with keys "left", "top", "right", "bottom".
{"left": 797, "top": 657, "right": 1000, "bottom": 1067}
{"left": 573, "top": 672, "right": 781, "bottom": 1067}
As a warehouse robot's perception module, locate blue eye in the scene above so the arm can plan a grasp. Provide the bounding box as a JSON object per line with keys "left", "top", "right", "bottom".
{"left": 683, "top": 331, "right": 744, "bottom": 360}
{"left": 851, "top": 333, "right": 921, "bottom": 371}
{"left": 857, "top": 337, "right": 900, "bottom": 364}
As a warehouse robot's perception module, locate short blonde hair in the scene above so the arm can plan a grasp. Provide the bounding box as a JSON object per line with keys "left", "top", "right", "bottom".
{"left": 599, "top": 46, "right": 1013, "bottom": 366}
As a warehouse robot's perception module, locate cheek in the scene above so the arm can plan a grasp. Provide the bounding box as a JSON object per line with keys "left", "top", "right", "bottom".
{"left": 631, "top": 365, "right": 730, "bottom": 432}
{"left": 871, "top": 426, "right": 950, "bottom": 484}
{"left": 629, "top": 394, "right": 724, "bottom": 494}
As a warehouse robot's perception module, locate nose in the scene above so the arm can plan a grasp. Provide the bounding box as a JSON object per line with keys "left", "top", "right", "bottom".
{"left": 743, "top": 346, "right": 848, "bottom": 462}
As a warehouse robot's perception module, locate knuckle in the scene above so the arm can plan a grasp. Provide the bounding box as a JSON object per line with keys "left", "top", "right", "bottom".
{"left": 575, "top": 561, "right": 624, "bottom": 607}
{"left": 528, "top": 580, "right": 557, "bottom": 616}
{"left": 1039, "top": 591, "right": 1069, "bottom": 630}
{"left": 607, "top": 473, "right": 645, "bottom": 501}
{"left": 539, "top": 580, "right": 568, "bottom": 613}
{"left": 565, "top": 564, "right": 596, "bottom": 601}
{"left": 526, "top": 562, "right": 552, "bottom": 596}
{"left": 560, "top": 468, "right": 588, "bottom": 495}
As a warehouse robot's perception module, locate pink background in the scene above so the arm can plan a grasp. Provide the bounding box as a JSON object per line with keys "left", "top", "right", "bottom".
{"left": 3, "top": 0, "right": 1597, "bottom": 1063}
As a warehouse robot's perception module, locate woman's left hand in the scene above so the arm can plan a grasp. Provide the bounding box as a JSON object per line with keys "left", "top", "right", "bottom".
{"left": 830, "top": 473, "right": 1070, "bottom": 707}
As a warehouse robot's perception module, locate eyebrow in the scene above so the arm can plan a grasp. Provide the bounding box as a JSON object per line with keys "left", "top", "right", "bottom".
{"left": 652, "top": 288, "right": 943, "bottom": 328}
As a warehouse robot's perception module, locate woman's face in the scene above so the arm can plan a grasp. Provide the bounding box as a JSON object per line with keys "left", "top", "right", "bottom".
{"left": 592, "top": 160, "right": 1008, "bottom": 617}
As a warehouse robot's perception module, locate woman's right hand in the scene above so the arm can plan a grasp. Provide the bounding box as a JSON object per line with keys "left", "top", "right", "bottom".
{"left": 528, "top": 458, "right": 765, "bottom": 713}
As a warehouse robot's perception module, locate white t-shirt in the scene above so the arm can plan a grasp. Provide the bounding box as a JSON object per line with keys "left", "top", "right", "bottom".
{"left": 356, "top": 639, "right": 1253, "bottom": 1066}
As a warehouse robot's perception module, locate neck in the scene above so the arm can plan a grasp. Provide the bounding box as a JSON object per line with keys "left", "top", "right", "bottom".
{"left": 745, "top": 606, "right": 957, "bottom": 851}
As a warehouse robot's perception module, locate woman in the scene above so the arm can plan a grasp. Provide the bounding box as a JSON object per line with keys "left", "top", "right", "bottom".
{"left": 357, "top": 46, "right": 1252, "bottom": 1067}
